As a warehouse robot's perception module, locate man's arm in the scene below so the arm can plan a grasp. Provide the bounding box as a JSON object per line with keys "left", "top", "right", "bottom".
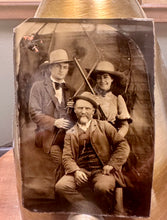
{"left": 104, "top": 121, "right": 130, "bottom": 170}
{"left": 29, "top": 82, "right": 56, "bottom": 130}
{"left": 29, "top": 82, "right": 72, "bottom": 130}
{"left": 117, "top": 120, "right": 129, "bottom": 137}
{"left": 63, "top": 132, "right": 89, "bottom": 185}
{"left": 62, "top": 132, "right": 81, "bottom": 174}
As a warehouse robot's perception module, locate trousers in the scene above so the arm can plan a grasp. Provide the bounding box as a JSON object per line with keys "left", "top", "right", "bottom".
{"left": 55, "top": 172, "right": 116, "bottom": 214}
{"left": 49, "top": 145, "right": 64, "bottom": 184}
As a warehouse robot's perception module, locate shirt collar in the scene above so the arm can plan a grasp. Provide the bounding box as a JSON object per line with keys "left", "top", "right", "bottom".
{"left": 50, "top": 75, "right": 65, "bottom": 84}
{"left": 77, "top": 120, "right": 92, "bottom": 132}
{"left": 94, "top": 85, "right": 111, "bottom": 97}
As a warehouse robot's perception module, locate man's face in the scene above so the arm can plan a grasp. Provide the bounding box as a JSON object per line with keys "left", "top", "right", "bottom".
{"left": 50, "top": 62, "right": 69, "bottom": 81}
{"left": 74, "top": 99, "right": 95, "bottom": 125}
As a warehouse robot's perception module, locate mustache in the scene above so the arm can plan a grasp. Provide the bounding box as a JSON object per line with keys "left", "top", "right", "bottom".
{"left": 77, "top": 113, "right": 90, "bottom": 118}
{"left": 80, "top": 114, "right": 88, "bottom": 117}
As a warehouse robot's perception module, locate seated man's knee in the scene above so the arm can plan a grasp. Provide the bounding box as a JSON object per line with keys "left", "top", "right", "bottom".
{"left": 94, "top": 182, "right": 113, "bottom": 195}
{"left": 55, "top": 179, "right": 64, "bottom": 195}
{"left": 94, "top": 175, "right": 116, "bottom": 195}
{"left": 55, "top": 175, "right": 76, "bottom": 195}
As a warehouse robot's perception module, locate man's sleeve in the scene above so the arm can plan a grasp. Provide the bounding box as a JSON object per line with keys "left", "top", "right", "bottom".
{"left": 29, "top": 83, "right": 55, "bottom": 130}
{"left": 105, "top": 122, "right": 130, "bottom": 170}
{"left": 62, "top": 132, "right": 80, "bottom": 174}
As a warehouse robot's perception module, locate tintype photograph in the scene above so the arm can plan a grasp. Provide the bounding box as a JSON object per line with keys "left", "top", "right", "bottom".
{"left": 14, "top": 18, "right": 154, "bottom": 218}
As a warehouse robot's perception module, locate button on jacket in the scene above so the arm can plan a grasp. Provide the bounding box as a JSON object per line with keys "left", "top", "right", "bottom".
{"left": 63, "top": 119, "right": 130, "bottom": 187}
{"left": 29, "top": 75, "right": 75, "bottom": 153}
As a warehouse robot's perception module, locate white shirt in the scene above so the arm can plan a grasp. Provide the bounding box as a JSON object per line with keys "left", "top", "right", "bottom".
{"left": 77, "top": 120, "right": 91, "bottom": 132}
{"left": 50, "top": 76, "right": 65, "bottom": 104}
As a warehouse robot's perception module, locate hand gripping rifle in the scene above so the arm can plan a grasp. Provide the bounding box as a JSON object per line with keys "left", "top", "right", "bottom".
{"left": 73, "top": 57, "right": 107, "bottom": 121}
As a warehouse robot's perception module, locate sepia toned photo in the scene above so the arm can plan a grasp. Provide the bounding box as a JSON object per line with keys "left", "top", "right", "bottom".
{"left": 14, "top": 18, "right": 154, "bottom": 218}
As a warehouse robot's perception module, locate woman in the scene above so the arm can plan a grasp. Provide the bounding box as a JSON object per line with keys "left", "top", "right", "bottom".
{"left": 90, "top": 60, "right": 131, "bottom": 137}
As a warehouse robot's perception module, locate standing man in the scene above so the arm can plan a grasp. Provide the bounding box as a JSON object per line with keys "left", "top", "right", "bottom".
{"left": 29, "top": 49, "right": 75, "bottom": 182}
{"left": 55, "top": 91, "right": 130, "bottom": 214}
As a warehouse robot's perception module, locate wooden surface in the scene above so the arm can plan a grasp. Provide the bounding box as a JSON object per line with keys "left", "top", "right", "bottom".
{"left": 0, "top": 150, "right": 22, "bottom": 220}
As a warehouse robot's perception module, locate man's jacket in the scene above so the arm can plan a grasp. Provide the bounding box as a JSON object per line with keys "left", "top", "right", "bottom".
{"left": 63, "top": 119, "right": 130, "bottom": 186}
{"left": 29, "top": 75, "right": 75, "bottom": 153}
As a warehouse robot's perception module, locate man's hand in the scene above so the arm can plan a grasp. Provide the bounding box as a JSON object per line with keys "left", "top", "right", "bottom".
{"left": 103, "top": 165, "right": 114, "bottom": 175}
{"left": 74, "top": 170, "right": 88, "bottom": 186}
{"left": 67, "top": 100, "right": 74, "bottom": 108}
{"left": 54, "top": 118, "right": 73, "bottom": 129}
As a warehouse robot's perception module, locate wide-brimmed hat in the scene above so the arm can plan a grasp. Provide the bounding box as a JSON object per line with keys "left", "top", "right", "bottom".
{"left": 73, "top": 92, "right": 98, "bottom": 108}
{"left": 49, "top": 49, "right": 73, "bottom": 64}
{"left": 89, "top": 61, "right": 125, "bottom": 80}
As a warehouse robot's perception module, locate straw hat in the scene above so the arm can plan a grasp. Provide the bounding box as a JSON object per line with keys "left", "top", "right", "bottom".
{"left": 49, "top": 49, "right": 73, "bottom": 64}
{"left": 90, "top": 61, "right": 125, "bottom": 80}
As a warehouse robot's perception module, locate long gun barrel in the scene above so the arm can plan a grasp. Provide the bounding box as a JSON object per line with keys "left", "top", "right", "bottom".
{"left": 74, "top": 57, "right": 107, "bottom": 121}
{"left": 74, "top": 57, "right": 95, "bottom": 95}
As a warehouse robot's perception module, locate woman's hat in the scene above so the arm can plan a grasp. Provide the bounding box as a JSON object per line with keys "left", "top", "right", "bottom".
{"left": 73, "top": 92, "right": 98, "bottom": 108}
{"left": 89, "top": 61, "right": 125, "bottom": 80}
{"left": 49, "top": 49, "right": 73, "bottom": 64}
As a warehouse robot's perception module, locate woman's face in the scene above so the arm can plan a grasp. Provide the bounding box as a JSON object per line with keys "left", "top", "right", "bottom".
{"left": 96, "top": 73, "right": 113, "bottom": 91}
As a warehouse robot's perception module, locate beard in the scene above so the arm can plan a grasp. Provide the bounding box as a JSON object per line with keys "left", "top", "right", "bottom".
{"left": 78, "top": 115, "right": 90, "bottom": 125}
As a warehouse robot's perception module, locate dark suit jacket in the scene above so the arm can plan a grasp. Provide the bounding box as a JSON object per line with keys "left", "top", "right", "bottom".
{"left": 63, "top": 119, "right": 130, "bottom": 186}
{"left": 29, "top": 75, "right": 75, "bottom": 153}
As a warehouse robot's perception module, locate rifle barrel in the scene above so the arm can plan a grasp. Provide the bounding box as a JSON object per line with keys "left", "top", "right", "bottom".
{"left": 74, "top": 57, "right": 107, "bottom": 120}
{"left": 74, "top": 57, "right": 95, "bottom": 95}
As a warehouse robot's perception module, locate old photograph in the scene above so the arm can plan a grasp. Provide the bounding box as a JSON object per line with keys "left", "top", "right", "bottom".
{"left": 14, "top": 18, "right": 154, "bottom": 217}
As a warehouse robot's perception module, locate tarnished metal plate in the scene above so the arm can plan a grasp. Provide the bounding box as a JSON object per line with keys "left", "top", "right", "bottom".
{"left": 14, "top": 18, "right": 154, "bottom": 219}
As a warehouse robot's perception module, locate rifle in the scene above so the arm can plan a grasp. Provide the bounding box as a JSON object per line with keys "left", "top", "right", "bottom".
{"left": 73, "top": 57, "right": 107, "bottom": 121}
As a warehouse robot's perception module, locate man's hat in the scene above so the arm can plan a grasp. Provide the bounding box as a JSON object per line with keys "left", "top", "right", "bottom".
{"left": 73, "top": 92, "right": 98, "bottom": 108}
{"left": 49, "top": 49, "right": 73, "bottom": 64}
{"left": 90, "top": 61, "right": 125, "bottom": 80}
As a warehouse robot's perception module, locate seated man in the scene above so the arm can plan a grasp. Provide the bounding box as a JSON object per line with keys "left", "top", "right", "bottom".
{"left": 55, "top": 91, "right": 130, "bottom": 215}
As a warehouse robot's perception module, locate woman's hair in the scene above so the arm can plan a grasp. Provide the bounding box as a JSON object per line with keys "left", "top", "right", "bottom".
{"left": 90, "top": 71, "right": 127, "bottom": 96}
